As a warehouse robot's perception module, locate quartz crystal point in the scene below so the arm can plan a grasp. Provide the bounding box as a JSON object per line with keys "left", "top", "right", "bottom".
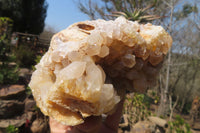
{"left": 29, "top": 17, "right": 172, "bottom": 126}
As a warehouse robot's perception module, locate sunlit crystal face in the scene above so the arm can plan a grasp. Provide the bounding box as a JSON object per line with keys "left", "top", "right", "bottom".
{"left": 29, "top": 17, "right": 172, "bottom": 126}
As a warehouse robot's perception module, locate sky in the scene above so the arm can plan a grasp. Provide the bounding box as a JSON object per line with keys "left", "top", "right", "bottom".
{"left": 45, "top": 0, "right": 89, "bottom": 32}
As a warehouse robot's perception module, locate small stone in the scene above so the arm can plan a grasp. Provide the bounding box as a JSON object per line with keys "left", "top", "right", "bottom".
{"left": 131, "top": 121, "right": 156, "bottom": 133}
{"left": 31, "top": 118, "right": 47, "bottom": 133}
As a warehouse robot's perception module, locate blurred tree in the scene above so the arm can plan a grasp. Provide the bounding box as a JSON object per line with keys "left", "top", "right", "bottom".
{"left": 174, "top": 3, "right": 198, "bottom": 20}
{"left": 77, "top": 0, "right": 167, "bottom": 22}
{"left": 169, "top": 19, "right": 200, "bottom": 114}
{"left": 0, "top": 0, "right": 48, "bottom": 34}
{"left": 0, "top": 17, "right": 19, "bottom": 84}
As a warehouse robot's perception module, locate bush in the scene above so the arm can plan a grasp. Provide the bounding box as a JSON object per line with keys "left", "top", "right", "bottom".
{"left": 0, "top": 64, "right": 19, "bottom": 84}
{"left": 6, "top": 125, "right": 19, "bottom": 133}
{"left": 14, "top": 45, "right": 36, "bottom": 68}
{"left": 0, "top": 17, "right": 19, "bottom": 84}
{"left": 182, "top": 102, "right": 192, "bottom": 114}
{"left": 168, "top": 115, "right": 192, "bottom": 133}
{"left": 124, "top": 93, "right": 152, "bottom": 125}
{"left": 32, "top": 55, "right": 42, "bottom": 71}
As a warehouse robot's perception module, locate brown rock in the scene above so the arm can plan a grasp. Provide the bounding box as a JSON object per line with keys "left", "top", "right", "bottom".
{"left": 119, "top": 114, "right": 129, "bottom": 128}
{"left": 0, "top": 112, "right": 33, "bottom": 128}
{"left": 31, "top": 118, "right": 47, "bottom": 133}
{"left": 131, "top": 121, "right": 156, "bottom": 133}
{"left": 19, "top": 68, "right": 32, "bottom": 85}
{"left": 25, "top": 99, "right": 36, "bottom": 112}
{"left": 0, "top": 100, "right": 24, "bottom": 119}
{"left": 19, "top": 68, "right": 32, "bottom": 77}
{"left": 0, "top": 85, "right": 25, "bottom": 100}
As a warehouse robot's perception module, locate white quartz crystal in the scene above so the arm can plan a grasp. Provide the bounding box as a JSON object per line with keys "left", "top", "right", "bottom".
{"left": 29, "top": 17, "right": 172, "bottom": 126}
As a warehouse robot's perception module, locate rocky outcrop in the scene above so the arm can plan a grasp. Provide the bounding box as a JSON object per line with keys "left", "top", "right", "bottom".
{"left": 131, "top": 121, "right": 157, "bottom": 133}
{"left": 0, "top": 85, "right": 25, "bottom": 100}
{"left": 0, "top": 85, "right": 35, "bottom": 130}
{"left": 0, "top": 100, "right": 24, "bottom": 119}
{"left": 0, "top": 112, "right": 33, "bottom": 128}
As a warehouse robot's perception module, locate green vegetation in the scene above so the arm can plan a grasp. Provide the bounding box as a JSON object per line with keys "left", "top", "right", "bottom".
{"left": 168, "top": 115, "right": 192, "bottom": 133}
{"left": 78, "top": 0, "right": 163, "bottom": 21}
{"left": 6, "top": 125, "right": 19, "bottom": 133}
{"left": 32, "top": 55, "right": 42, "bottom": 71}
{"left": 0, "top": 17, "right": 19, "bottom": 84}
{"left": 26, "top": 86, "right": 32, "bottom": 95}
{"left": 14, "top": 45, "right": 35, "bottom": 68}
{"left": 124, "top": 93, "right": 152, "bottom": 124}
{"left": 111, "top": 0, "right": 161, "bottom": 22}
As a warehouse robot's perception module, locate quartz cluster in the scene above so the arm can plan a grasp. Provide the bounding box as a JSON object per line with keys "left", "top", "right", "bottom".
{"left": 29, "top": 17, "right": 172, "bottom": 125}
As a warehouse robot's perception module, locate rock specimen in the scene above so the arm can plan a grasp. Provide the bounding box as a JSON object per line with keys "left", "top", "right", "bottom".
{"left": 29, "top": 17, "right": 172, "bottom": 126}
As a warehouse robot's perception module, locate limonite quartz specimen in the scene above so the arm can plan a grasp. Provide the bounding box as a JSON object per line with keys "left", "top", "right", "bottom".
{"left": 29, "top": 17, "right": 172, "bottom": 125}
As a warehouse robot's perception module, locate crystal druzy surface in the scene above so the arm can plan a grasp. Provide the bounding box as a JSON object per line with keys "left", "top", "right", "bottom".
{"left": 29, "top": 17, "right": 172, "bottom": 125}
